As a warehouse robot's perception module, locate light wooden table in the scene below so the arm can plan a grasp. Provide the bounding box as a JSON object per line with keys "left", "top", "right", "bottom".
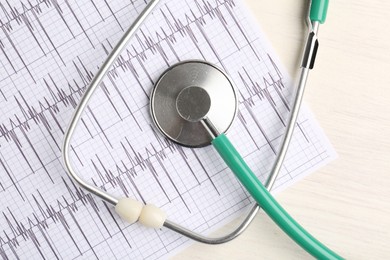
{"left": 173, "top": 1, "right": 390, "bottom": 259}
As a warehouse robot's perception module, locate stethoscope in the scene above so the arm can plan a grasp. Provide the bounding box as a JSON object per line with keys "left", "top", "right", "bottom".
{"left": 61, "top": 0, "right": 342, "bottom": 259}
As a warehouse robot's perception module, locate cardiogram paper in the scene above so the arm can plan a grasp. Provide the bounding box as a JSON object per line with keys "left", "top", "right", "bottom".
{"left": 0, "top": 0, "right": 336, "bottom": 259}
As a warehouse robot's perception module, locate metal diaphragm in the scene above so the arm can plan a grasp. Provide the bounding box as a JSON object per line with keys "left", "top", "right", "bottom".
{"left": 150, "top": 60, "right": 237, "bottom": 147}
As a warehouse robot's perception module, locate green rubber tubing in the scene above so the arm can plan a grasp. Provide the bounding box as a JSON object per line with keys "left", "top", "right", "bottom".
{"left": 212, "top": 134, "right": 343, "bottom": 259}
{"left": 310, "top": 0, "right": 329, "bottom": 24}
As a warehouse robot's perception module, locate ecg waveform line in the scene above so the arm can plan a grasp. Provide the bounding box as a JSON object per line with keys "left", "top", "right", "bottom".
{"left": 0, "top": 0, "right": 291, "bottom": 227}
{"left": 0, "top": 0, "right": 295, "bottom": 193}
{"left": 0, "top": 0, "right": 264, "bottom": 222}
{"left": 0, "top": 0, "right": 335, "bottom": 259}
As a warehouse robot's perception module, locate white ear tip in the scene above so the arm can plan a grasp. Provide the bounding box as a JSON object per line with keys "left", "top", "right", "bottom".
{"left": 115, "top": 198, "right": 143, "bottom": 224}
{"left": 139, "top": 204, "right": 167, "bottom": 228}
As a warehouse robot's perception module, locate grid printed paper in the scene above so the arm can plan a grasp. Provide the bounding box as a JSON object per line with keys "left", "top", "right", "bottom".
{"left": 0, "top": 0, "right": 336, "bottom": 259}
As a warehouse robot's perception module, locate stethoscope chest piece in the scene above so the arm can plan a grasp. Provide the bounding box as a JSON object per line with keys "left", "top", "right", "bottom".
{"left": 150, "top": 60, "right": 237, "bottom": 147}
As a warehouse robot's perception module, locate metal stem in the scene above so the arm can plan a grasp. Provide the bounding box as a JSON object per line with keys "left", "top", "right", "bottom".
{"left": 201, "top": 117, "right": 221, "bottom": 139}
